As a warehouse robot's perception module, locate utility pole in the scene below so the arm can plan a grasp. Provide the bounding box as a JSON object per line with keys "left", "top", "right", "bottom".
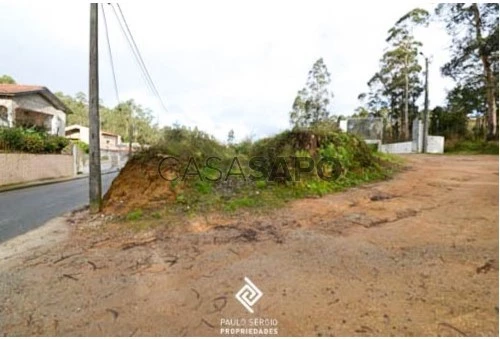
{"left": 404, "top": 53, "right": 409, "bottom": 140}
{"left": 89, "top": 3, "right": 102, "bottom": 213}
{"left": 128, "top": 119, "right": 133, "bottom": 156}
{"left": 422, "top": 56, "right": 429, "bottom": 153}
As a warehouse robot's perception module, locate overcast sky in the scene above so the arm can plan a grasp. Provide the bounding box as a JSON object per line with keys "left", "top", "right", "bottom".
{"left": 0, "top": 1, "right": 455, "bottom": 141}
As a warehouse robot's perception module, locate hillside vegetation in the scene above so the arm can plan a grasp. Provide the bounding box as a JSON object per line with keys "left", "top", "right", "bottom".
{"left": 103, "top": 125, "right": 401, "bottom": 221}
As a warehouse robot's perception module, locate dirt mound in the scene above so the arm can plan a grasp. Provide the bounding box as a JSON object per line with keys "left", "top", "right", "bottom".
{"left": 102, "top": 156, "right": 181, "bottom": 214}
{"left": 103, "top": 128, "right": 386, "bottom": 216}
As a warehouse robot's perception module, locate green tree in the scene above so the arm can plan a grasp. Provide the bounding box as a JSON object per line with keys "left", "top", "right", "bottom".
{"left": 55, "top": 91, "right": 89, "bottom": 126}
{"left": 0, "top": 75, "right": 16, "bottom": 84}
{"left": 55, "top": 92, "right": 160, "bottom": 146}
{"left": 290, "top": 58, "right": 334, "bottom": 128}
{"left": 361, "top": 9, "right": 428, "bottom": 140}
{"left": 436, "top": 3, "right": 499, "bottom": 139}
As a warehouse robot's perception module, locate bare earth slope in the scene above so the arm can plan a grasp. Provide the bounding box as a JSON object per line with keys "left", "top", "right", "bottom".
{"left": 0, "top": 155, "right": 498, "bottom": 336}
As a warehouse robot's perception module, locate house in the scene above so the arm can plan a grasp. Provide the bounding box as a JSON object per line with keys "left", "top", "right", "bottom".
{"left": 0, "top": 84, "right": 72, "bottom": 136}
{"left": 65, "top": 124, "right": 122, "bottom": 151}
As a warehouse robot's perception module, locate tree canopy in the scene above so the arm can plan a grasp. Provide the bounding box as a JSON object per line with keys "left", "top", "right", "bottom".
{"left": 290, "top": 58, "right": 335, "bottom": 128}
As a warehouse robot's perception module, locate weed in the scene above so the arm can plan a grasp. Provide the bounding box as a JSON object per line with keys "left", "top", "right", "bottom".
{"left": 126, "top": 209, "right": 143, "bottom": 221}
{"left": 151, "top": 211, "right": 162, "bottom": 219}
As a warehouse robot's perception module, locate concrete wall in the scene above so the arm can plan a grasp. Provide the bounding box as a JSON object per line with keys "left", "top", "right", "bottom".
{"left": 412, "top": 119, "right": 423, "bottom": 153}
{"left": 12, "top": 94, "right": 66, "bottom": 136}
{"left": 380, "top": 119, "right": 444, "bottom": 154}
{"left": 346, "top": 118, "right": 384, "bottom": 140}
{"left": 0, "top": 153, "right": 74, "bottom": 186}
{"left": 426, "top": 136, "right": 444, "bottom": 154}
{"left": 379, "top": 141, "right": 413, "bottom": 154}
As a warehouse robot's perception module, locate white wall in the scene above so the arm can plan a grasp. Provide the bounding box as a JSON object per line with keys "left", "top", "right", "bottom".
{"left": 426, "top": 136, "right": 444, "bottom": 154}
{"left": 380, "top": 141, "right": 413, "bottom": 154}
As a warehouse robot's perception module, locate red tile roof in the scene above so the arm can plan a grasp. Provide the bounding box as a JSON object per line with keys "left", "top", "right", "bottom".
{"left": 0, "top": 84, "right": 45, "bottom": 94}
{"left": 0, "top": 84, "right": 72, "bottom": 114}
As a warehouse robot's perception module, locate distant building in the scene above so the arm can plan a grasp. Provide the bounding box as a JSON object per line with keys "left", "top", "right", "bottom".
{"left": 65, "top": 124, "right": 122, "bottom": 151}
{"left": 0, "top": 84, "right": 72, "bottom": 136}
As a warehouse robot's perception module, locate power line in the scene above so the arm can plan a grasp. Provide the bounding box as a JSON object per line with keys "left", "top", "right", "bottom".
{"left": 109, "top": 3, "right": 167, "bottom": 121}
{"left": 116, "top": 4, "right": 168, "bottom": 115}
{"left": 108, "top": 4, "right": 156, "bottom": 102}
{"left": 101, "top": 4, "right": 120, "bottom": 104}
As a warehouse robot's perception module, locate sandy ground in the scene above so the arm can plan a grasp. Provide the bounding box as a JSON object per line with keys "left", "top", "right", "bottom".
{"left": 0, "top": 154, "right": 498, "bottom": 336}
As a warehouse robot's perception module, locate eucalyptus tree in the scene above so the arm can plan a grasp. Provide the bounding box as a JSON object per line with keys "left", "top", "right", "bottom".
{"left": 290, "top": 58, "right": 334, "bottom": 128}
{"left": 436, "top": 3, "right": 499, "bottom": 139}
{"left": 361, "top": 9, "right": 429, "bottom": 140}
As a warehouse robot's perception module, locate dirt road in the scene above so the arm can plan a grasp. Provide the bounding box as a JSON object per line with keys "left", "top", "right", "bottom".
{"left": 0, "top": 155, "right": 498, "bottom": 336}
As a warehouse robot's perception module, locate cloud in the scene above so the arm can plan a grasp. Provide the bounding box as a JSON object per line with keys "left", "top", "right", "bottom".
{"left": 0, "top": 1, "right": 455, "bottom": 141}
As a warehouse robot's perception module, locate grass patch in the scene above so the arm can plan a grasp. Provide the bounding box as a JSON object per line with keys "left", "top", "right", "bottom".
{"left": 445, "top": 140, "right": 499, "bottom": 155}
{"left": 126, "top": 209, "right": 143, "bottom": 221}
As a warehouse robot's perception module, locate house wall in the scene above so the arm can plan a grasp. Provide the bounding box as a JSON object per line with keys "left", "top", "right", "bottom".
{"left": 0, "top": 153, "right": 74, "bottom": 186}
{"left": 12, "top": 94, "right": 66, "bottom": 136}
{"left": 101, "top": 134, "right": 118, "bottom": 148}
{"left": 65, "top": 125, "right": 90, "bottom": 144}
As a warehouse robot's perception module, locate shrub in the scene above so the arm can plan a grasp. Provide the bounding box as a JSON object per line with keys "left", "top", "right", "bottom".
{"left": 22, "top": 133, "right": 45, "bottom": 153}
{"left": 0, "top": 127, "right": 24, "bottom": 150}
{"left": 44, "top": 135, "right": 69, "bottom": 153}
{"left": 0, "top": 127, "right": 69, "bottom": 154}
{"left": 72, "top": 140, "right": 89, "bottom": 154}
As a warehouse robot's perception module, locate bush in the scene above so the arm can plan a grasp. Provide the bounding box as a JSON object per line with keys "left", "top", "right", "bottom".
{"left": 72, "top": 140, "right": 89, "bottom": 154}
{"left": 44, "top": 135, "right": 69, "bottom": 153}
{"left": 0, "top": 127, "right": 24, "bottom": 150}
{"left": 22, "top": 133, "right": 45, "bottom": 153}
{"left": 0, "top": 127, "right": 69, "bottom": 154}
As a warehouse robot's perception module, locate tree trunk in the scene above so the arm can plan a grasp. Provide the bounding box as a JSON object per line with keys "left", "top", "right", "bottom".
{"left": 472, "top": 4, "right": 498, "bottom": 140}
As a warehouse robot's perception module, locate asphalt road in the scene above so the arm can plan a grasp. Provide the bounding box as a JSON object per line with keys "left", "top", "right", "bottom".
{"left": 0, "top": 172, "right": 118, "bottom": 243}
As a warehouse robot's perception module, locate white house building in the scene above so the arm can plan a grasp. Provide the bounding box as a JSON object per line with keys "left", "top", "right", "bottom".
{"left": 65, "top": 124, "right": 123, "bottom": 151}
{"left": 0, "top": 84, "right": 71, "bottom": 136}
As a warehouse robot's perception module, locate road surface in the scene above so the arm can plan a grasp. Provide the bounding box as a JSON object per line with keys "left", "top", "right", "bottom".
{"left": 0, "top": 172, "right": 118, "bottom": 243}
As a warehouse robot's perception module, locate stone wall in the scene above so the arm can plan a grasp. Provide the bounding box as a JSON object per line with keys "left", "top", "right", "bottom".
{"left": 0, "top": 153, "right": 75, "bottom": 186}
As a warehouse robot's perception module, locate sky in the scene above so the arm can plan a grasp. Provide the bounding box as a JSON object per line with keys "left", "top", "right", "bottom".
{"left": 0, "top": 1, "right": 456, "bottom": 142}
